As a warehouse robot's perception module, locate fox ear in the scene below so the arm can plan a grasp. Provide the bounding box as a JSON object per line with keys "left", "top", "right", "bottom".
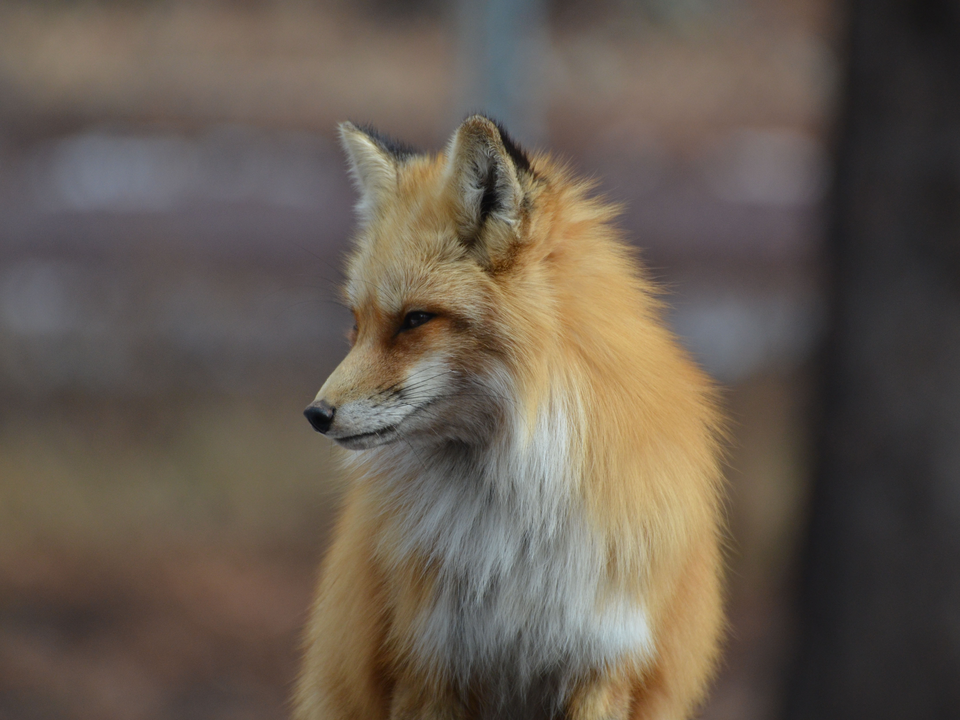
{"left": 339, "top": 122, "right": 411, "bottom": 222}
{"left": 446, "top": 115, "right": 529, "bottom": 266}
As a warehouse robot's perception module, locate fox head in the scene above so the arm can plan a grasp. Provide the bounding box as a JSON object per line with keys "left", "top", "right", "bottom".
{"left": 304, "top": 116, "right": 545, "bottom": 450}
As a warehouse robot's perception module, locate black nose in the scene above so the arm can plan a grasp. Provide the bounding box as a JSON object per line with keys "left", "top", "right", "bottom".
{"left": 304, "top": 400, "right": 336, "bottom": 434}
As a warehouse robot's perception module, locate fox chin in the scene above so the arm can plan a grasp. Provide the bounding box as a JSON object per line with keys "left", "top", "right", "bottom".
{"left": 295, "top": 115, "right": 726, "bottom": 720}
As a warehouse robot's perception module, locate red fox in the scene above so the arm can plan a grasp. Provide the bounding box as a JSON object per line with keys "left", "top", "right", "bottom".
{"left": 297, "top": 116, "right": 726, "bottom": 720}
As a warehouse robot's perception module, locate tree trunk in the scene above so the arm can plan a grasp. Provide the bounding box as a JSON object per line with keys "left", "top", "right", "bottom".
{"left": 785, "top": 1, "right": 960, "bottom": 719}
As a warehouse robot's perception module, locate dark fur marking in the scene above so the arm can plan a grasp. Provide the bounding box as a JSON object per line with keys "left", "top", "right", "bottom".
{"left": 351, "top": 122, "right": 419, "bottom": 161}
{"left": 444, "top": 312, "right": 508, "bottom": 363}
{"left": 491, "top": 119, "right": 534, "bottom": 176}
{"left": 461, "top": 113, "right": 536, "bottom": 176}
{"left": 458, "top": 666, "right": 567, "bottom": 720}
{"left": 478, "top": 160, "right": 500, "bottom": 226}
{"left": 486, "top": 241, "right": 521, "bottom": 277}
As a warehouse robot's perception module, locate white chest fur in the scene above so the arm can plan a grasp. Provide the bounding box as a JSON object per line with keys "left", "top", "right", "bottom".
{"left": 368, "top": 400, "right": 655, "bottom": 687}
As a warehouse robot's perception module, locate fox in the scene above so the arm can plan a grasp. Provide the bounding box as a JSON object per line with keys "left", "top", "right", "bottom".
{"left": 296, "top": 115, "right": 726, "bottom": 720}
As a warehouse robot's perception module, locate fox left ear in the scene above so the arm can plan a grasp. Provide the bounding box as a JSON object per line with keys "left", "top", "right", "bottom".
{"left": 445, "top": 115, "right": 530, "bottom": 267}
{"left": 339, "top": 122, "right": 413, "bottom": 223}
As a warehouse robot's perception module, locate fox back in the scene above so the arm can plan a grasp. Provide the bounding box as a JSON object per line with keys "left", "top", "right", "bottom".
{"left": 297, "top": 116, "right": 726, "bottom": 720}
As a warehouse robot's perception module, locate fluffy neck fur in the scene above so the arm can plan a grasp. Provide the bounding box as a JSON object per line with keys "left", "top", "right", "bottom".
{"left": 346, "top": 362, "right": 653, "bottom": 696}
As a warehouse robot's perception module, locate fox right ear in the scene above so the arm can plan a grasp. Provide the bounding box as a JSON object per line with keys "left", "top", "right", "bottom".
{"left": 339, "top": 122, "right": 410, "bottom": 222}
{"left": 446, "top": 115, "right": 531, "bottom": 269}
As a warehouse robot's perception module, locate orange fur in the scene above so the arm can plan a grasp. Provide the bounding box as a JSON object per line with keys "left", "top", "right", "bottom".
{"left": 296, "top": 116, "right": 726, "bottom": 720}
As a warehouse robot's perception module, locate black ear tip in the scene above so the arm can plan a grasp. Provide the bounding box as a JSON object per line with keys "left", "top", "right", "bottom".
{"left": 349, "top": 122, "right": 419, "bottom": 161}
{"left": 457, "top": 114, "right": 533, "bottom": 176}
{"left": 496, "top": 128, "right": 533, "bottom": 177}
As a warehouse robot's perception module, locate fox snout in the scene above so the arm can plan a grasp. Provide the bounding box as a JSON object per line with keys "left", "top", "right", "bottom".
{"left": 304, "top": 400, "right": 336, "bottom": 434}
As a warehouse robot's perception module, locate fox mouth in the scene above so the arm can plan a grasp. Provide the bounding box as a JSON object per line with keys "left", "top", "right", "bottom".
{"left": 331, "top": 400, "right": 439, "bottom": 450}
{"left": 333, "top": 424, "right": 400, "bottom": 449}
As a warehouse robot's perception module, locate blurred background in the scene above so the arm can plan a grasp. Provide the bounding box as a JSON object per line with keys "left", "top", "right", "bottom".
{"left": 0, "top": 0, "right": 927, "bottom": 718}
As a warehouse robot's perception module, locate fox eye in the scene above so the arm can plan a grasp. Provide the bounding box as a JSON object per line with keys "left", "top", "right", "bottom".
{"left": 400, "top": 311, "right": 435, "bottom": 331}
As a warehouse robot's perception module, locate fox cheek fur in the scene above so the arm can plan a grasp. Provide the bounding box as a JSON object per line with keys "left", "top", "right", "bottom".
{"left": 309, "top": 292, "right": 511, "bottom": 449}
{"left": 296, "top": 116, "right": 726, "bottom": 720}
{"left": 313, "top": 347, "right": 503, "bottom": 450}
